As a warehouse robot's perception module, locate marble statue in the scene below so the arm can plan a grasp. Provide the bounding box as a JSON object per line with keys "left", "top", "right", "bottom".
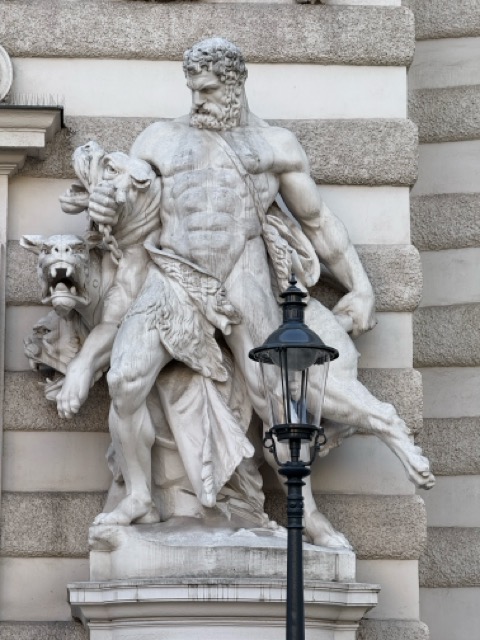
{"left": 23, "top": 37, "right": 434, "bottom": 550}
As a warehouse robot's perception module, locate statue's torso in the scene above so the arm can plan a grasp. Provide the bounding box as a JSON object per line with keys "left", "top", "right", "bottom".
{"left": 133, "top": 122, "right": 282, "bottom": 280}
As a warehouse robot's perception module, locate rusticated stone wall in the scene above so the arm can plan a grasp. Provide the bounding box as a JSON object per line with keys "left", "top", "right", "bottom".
{"left": 408, "top": 1, "right": 480, "bottom": 638}
{"left": 0, "top": 2, "right": 427, "bottom": 639}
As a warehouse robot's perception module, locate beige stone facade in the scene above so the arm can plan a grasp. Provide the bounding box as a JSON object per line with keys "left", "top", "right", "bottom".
{"left": 408, "top": 2, "right": 480, "bottom": 638}
{"left": 1, "top": 1, "right": 475, "bottom": 638}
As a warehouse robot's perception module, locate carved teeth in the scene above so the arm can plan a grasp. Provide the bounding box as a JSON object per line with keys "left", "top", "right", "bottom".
{"left": 50, "top": 286, "right": 54, "bottom": 296}
{"left": 70, "top": 286, "right": 77, "bottom": 294}
{"left": 66, "top": 265, "right": 74, "bottom": 278}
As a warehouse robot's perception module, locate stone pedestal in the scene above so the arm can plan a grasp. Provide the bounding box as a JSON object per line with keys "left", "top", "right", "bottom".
{"left": 69, "top": 518, "right": 379, "bottom": 639}
{"left": 69, "top": 578, "right": 379, "bottom": 640}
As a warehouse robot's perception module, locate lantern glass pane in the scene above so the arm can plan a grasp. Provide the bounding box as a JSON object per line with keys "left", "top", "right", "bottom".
{"left": 259, "top": 350, "right": 331, "bottom": 429}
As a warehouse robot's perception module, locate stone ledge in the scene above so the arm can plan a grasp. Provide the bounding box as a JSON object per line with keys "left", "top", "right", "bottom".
{"left": 19, "top": 117, "right": 418, "bottom": 186}
{"left": 0, "top": 622, "right": 86, "bottom": 640}
{"left": 404, "top": 0, "right": 480, "bottom": 40}
{"left": 4, "top": 368, "right": 422, "bottom": 437}
{"left": 3, "top": 371, "right": 110, "bottom": 432}
{"left": 420, "top": 527, "right": 480, "bottom": 587}
{"left": 265, "top": 493, "right": 426, "bottom": 560}
{"left": 410, "top": 86, "right": 480, "bottom": 144}
{"left": 411, "top": 194, "right": 480, "bottom": 251}
{"left": 418, "top": 418, "right": 480, "bottom": 476}
{"left": 357, "top": 368, "right": 423, "bottom": 436}
{"left": 0, "top": 1, "right": 414, "bottom": 65}
{"left": 358, "top": 619, "right": 430, "bottom": 640}
{"left": 7, "top": 241, "right": 423, "bottom": 313}
{"left": 0, "top": 492, "right": 106, "bottom": 558}
{"left": 1, "top": 491, "right": 425, "bottom": 560}
{"left": 414, "top": 304, "right": 480, "bottom": 367}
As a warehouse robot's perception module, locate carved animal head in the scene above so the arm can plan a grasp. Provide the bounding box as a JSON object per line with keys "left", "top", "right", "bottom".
{"left": 20, "top": 234, "right": 93, "bottom": 316}
{"left": 73, "top": 140, "right": 106, "bottom": 193}
{"left": 100, "top": 151, "right": 157, "bottom": 206}
{"left": 23, "top": 310, "right": 88, "bottom": 374}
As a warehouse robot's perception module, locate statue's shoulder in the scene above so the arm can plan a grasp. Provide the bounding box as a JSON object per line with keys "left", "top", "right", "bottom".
{"left": 137, "top": 118, "right": 188, "bottom": 140}
{"left": 262, "top": 123, "right": 300, "bottom": 147}
{"left": 258, "top": 123, "right": 307, "bottom": 171}
{"left": 131, "top": 118, "right": 190, "bottom": 156}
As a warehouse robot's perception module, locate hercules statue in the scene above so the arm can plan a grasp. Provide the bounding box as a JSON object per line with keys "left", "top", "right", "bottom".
{"left": 37, "top": 38, "right": 433, "bottom": 549}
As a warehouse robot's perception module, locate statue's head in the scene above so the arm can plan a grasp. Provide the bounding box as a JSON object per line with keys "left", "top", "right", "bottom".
{"left": 183, "top": 37, "right": 248, "bottom": 131}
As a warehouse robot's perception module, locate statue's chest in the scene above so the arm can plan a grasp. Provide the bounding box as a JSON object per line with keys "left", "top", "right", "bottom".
{"left": 161, "top": 130, "right": 274, "bottom": 177}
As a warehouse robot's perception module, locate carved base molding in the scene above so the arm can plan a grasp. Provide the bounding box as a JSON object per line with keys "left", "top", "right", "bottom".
{"left": 69, "top": 577, "right": 379, "bottom": 640}
{"left": 69, "top": 520, "right": 378, "bottom": 639}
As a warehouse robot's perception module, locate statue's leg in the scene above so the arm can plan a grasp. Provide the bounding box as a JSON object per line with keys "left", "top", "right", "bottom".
{"left": 321, "top": 373, "right": 435, "bottom": 489}
{"left": 94, "top": 314, "right": 172, "bottom": 526}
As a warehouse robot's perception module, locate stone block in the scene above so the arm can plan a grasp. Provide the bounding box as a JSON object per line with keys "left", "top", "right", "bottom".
{"left": 422, "top": 367, "right": 480, "bottom": 419}
{"left": 4, "top": 371, "right": 109, "bottom": 431}
{"left": 410, "top": 86, "right": 480, "bottom": 144}
{"left": 420, "top": 527, "right": 480, "bottom": 587}
{"left": 2, "top": 431, "right": 112, "bottom": 492}
{"left": 420, "top": 248, "right": 480, "bottom": 307}
{"left": 413, "top": 140, "right": 480, "bottom": 197}
{"left": 0, "top": 492, "right": 105, "bottom": 558}
{"left": 318, "top": 186, "right": 411, "bottom": 245}
{"left": 6, "top": 241, "right": 41, "bottom": 304}
{"left": 409, "top": 38, "right": 480, "bottom": 91}
{"left": 303, "top": 434, "right": 415, "bottom": 496}
{"left": 414, "top": 304, "right": 480, "bottom": 367}
{"left": 358, "top": 619, "right": 430, "bottom": 640}
{"left": 21, "top": 117, "right": 419, "bottom": 187}
{"left": 422, "top": 476, "right": 480, "bottom": 527}
{"left": 404, "top": 0, "right": 480, "bottom": 40}
{"left": 0, "top": 622, "right": 86, "bottom": 640}
{"left": 358, "top": 245, "right": 422, "bottom": 311}
{"left": 8, "top": 177, "right": 82, "bottom": 241}
{"left": 418, "top": 417, "right": 480, "bottom": 476}
{"left": 8, "top": 241, "right": 422, "bottom": 312}
{"left": 88, "top": 520, "right": 355, "bottom": 582}
{"left": 264, "top": 493, "right": 426, "bottom": 560}
{"left": 0, "top": 557, "right": 89, "bottom": 621}
{"left": 0, "top": 2, "right": 415, "bottom": 65}
{"left": 411, "top": 194, "right": 480, "bottom": 251}
{"left": 356, "top": 559, "right": 419, "bottom": 619}
{"left": 357, "top": 368, "right": 423, "bottom": 435}
{"left": 354, "top": 312, "right": 413, "bottom": 368}
{"left": 5, "top": 368, "right": 422, "bottom": 435}
{"left": 420, "top": 587, "right": 480, "bottom": 640}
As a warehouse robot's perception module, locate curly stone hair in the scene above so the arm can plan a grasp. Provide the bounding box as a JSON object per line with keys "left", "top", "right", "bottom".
{"left": 183, "top": 37, "right": 248, "bottom": 86}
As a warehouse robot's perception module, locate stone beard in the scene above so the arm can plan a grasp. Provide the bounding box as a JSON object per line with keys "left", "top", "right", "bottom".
{"left": 189, "top": 79, "right": 243, "bottom": 131}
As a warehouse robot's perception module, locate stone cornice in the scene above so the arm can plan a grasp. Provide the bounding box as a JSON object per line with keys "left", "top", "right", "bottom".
{"left": 0, "top": 106, "right": 63, "bottom": 175}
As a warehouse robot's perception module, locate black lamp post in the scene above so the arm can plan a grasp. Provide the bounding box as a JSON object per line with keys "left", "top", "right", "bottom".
{"left": 249, "top": 274, "right": 339, "bottom": 640}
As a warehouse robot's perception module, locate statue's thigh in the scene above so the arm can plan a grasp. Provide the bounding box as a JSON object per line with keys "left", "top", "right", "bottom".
{"left": 110, "top": 314, "right": 170, "bottom": 382}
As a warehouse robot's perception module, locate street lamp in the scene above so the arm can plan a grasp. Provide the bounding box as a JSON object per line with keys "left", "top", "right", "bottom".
{"left": 249, "top": 274, "right": 339, "bottom": 640}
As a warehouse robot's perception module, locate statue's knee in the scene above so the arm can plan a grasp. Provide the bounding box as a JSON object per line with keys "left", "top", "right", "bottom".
{"left": 107, "top": 369, "right": 137, "bottom": 415}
